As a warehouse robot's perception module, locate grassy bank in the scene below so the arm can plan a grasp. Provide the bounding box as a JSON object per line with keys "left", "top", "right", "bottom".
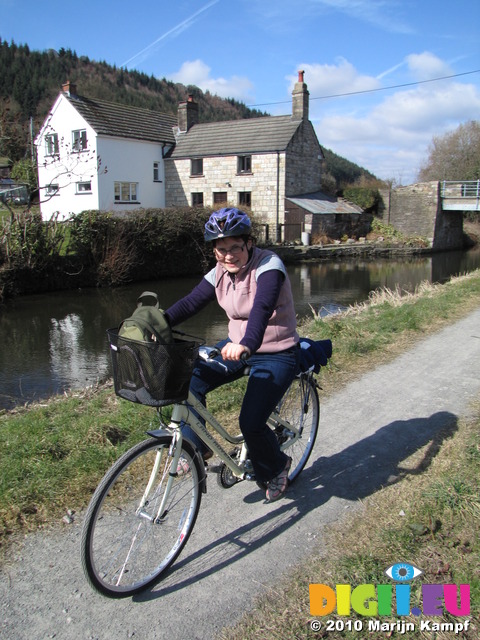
{"left": 1, "top": 271, "right": 480, "bottom": 632}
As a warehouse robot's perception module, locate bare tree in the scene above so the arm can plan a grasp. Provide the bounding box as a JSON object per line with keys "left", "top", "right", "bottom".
{"left": 418, "top": 121, "right": 480, "bottom": 182}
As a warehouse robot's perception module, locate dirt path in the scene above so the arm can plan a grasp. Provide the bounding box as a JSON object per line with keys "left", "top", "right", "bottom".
{"left": 1, "top": 307, "right": 480, "bottom": 640}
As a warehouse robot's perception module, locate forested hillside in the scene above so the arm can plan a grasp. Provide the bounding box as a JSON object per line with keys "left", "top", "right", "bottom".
{"left": 0, "top": 38, "right": 378, "bottom": 186}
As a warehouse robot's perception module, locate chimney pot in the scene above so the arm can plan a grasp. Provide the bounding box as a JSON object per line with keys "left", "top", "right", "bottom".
{"left": 298, "top": 70, "right": 305, "bottom": 83}
{"left": 62, "top": 81, "right": 77, "bottom": 96}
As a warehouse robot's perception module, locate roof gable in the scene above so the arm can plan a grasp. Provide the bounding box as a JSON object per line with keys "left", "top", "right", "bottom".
{"left": 170, "top": 115, "right": 302, "bottom": 158}
{"left": 64, "top": 94, "right": 177, "bottom": 145}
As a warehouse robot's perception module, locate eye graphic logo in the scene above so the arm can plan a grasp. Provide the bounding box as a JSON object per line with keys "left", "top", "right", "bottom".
{"left": 385, "top": 563, "right": 423, "bottom": 582}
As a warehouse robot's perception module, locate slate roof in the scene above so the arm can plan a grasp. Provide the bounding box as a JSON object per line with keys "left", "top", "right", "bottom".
{"left": 64, "top": 93, "right": 177, "bottom": 144}
{"left": 286, "top": 191, "right": 364, "bottom": 214}
{"left": 170, "top": 115, "right": 302, "bottom": 158}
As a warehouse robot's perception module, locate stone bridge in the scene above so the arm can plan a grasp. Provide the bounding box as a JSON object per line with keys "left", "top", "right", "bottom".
{"left": 381, "top": 181, "right": 479, "bottom": 250}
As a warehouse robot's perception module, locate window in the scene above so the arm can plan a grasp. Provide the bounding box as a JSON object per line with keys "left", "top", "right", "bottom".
{"left": 192, "top": 192, "right": 204, "bottom": 206}
{"left": 238, "top": 191, "right": 251, "bottom": 207}
{"left": 45, "top": 133, "right": 59, "bottom": 156}
{"left": 46, "top": 184, "right": 59, "bottom": 196}
{"left": 153, "top": 162, "right": 161, "bottom": 182}
{"left": 76, "top": 181, "right": 92, "bottom": 194}
{"left": 237, "top": 155, "right": 252, "bottom": 174}
{"left": 213, "top": 191, "right": 227, "bottom": 205}
{"left": 114, "top": 181, "right": 138, "bottom": 203}
{"left": 191, "top": 158, "right": 203, "bottom": 176}
{"left": 72, "top": 129, "right": 87, "bottom": 152}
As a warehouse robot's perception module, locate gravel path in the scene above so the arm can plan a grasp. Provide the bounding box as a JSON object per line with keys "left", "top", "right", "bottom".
{"left": 1, "top": 307, "right": 480, "bottom": 640}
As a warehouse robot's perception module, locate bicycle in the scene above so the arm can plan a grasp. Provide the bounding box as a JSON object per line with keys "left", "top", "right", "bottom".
{"left": 81, "top": 329, "right": 331, "bottom": 598}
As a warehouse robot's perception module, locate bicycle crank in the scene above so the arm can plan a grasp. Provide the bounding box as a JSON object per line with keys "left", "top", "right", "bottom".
{"left": 217, "top": 463, "right": 243, "bottom": 488}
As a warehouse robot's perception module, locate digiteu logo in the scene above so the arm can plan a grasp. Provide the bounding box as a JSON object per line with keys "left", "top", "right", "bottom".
{"left": 309, "top": 562, "right": 471, "bottom": 618}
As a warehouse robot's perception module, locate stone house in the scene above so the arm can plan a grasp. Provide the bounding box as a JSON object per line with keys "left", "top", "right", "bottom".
{"left": 165, "top": 71, "right": 324, "bottom": 240}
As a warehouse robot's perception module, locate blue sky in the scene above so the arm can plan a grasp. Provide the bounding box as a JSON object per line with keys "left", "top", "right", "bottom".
{"left": 2, "top": 0, "right": 479, "bottom": 184}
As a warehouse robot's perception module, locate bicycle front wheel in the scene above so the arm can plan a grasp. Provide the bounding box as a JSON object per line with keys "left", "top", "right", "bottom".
{"left": 81, "top": 436, "right": 203, "bottom": 598}
{"left": 270, "top": 374, "right": 319, "bottom": 483}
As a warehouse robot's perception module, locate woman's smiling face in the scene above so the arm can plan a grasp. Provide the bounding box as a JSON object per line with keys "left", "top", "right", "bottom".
{"left": 213, "top": 236, "right": 251, "bottom": 273}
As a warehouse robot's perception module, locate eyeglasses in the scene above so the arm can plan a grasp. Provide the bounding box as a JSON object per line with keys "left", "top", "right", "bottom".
{"left": 214, "top": 243, "right": 246, "bottom": 257}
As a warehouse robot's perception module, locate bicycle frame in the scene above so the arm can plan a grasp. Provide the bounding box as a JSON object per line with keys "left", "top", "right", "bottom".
{"left": 148, "top": 373, "right": 313, "bottom": 483}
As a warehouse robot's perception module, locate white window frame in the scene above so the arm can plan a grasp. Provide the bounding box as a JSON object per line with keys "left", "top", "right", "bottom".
{"left": 76, "top": 181, "right": 92, "bottom": 194}
{"left": 45, "top": 133, "right": 59, "bottom": 156}
{"left": 45, "top": 183, "right": 59, "bottom": 196}
{"left": 114, "top": 181, "right": 139, "bottom": 203}
{"left": 72, "top": 129, "right": 87, "bottom": 152}
{"left": 153, "top": 162, "right": 161, "bottom": 182}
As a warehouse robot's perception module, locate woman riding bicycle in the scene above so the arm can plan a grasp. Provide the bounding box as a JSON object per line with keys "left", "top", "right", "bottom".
{"left": 165, "top": 207, "right": 300, "bottom": 502}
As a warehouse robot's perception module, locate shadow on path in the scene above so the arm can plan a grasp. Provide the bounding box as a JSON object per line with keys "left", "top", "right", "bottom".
{"left": 135, "top": 410, "right": 457, "bottom": 602}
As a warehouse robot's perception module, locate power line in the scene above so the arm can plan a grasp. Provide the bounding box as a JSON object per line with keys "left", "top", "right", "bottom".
{"left": 247, "top": 69, "right": 480, "bottom": 108}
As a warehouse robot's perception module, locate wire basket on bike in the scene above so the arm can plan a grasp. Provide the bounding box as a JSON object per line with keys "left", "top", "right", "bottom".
{"left": 107, "top": 328, "right": 202, "bottom": 407}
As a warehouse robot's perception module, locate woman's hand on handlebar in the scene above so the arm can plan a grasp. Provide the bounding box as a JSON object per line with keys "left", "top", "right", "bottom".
{"left": 221, "top": 342, "right": 251, "bottom": 361}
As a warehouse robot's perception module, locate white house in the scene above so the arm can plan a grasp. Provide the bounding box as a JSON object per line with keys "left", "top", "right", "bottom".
{"left": 35, "top": 81, "right": 176, "bottom": 220}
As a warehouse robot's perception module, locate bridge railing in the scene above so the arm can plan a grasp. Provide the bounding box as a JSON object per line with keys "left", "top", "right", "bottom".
{"left": 441, "top": 180, "right": 480, "bottom": 199}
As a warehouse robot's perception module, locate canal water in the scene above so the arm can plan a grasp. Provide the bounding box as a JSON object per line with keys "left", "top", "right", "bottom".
{"left": 1, "top": 247, "right": 479, "bottom": 410}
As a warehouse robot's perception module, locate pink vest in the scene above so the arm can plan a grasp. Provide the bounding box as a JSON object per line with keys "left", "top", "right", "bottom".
{"left": 214, "top": 248, "right": 299, "bottom": 353}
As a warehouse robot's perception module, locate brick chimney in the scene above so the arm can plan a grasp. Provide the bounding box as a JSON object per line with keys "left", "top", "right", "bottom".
{"left": 177, "top": 95, "right": 199, "bottom": 133}
{"left": 292, "top": 70, "right": 309, "bottom": 121}
{"left": 62, "top": 81, "right": 77, "bottom": 97}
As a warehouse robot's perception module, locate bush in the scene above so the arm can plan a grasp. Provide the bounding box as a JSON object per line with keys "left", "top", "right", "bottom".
{"left": 342, "top": 187, "right": 381, "bottom": 211}
{"left": 0, "top": 210, "right": 66, "bottom": 269}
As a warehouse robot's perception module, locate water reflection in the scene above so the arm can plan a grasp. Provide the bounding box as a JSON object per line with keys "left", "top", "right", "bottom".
{"left": 1, "top": 248, "right": 479, "bottom": 409}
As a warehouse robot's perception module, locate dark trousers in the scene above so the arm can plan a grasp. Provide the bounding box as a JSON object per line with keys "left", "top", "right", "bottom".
{"left": 182, "top": 340, "right": 299, "bottom": 483}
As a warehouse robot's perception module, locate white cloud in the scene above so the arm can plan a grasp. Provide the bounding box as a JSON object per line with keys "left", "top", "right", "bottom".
{"left": 405, "top": 52, "right": 452, "bottom": 80}
{"left": 170, "top": 60, "right": 254, "bottom": 101}
{"left": 304, "top": 56, "right": 480, "bottom": 183}
{"left": 287, "top": 59, "right": 380, "bottom": 98}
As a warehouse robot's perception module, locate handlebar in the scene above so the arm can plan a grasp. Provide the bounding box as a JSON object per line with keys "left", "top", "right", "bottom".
{"left": 198, "top": 346, "right": 250, "bottom": 362}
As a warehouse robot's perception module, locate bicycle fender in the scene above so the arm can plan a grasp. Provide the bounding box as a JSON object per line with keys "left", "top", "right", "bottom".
{"left": 147, "top": 429, "right": 171, "bottom": 439}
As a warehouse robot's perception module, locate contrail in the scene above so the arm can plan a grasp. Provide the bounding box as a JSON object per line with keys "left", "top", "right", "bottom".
{"left": 122, "top": 0, "right": 220, "bottom": 68}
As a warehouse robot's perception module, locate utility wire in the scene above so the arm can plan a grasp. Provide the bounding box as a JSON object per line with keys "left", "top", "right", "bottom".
{"left": 247, "top": 69, "right": 480, "bottom": 108}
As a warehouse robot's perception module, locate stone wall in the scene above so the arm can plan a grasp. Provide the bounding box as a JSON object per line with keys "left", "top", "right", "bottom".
{"left": 165, "top": 152, "right": 286, "bottom": 227}
{"left": 387, "top": 182, "right": 464, "bottom": 250}
{"left": 285, "top": 121, "right": 323, "bottom": 197}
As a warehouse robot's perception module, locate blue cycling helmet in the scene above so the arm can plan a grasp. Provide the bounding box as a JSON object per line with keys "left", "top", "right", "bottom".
{"left": 204, "top": 208, "right": 251, "bottom": 242}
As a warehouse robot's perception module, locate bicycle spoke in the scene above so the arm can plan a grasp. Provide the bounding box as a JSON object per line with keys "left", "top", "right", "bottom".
{"left": 81, "top": 437, "right": 202, "bottom": 597}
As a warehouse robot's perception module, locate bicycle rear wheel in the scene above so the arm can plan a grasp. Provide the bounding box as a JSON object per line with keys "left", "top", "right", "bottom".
{"left": 269, "top": 374, "right": 319, "bottom": 483}
{"left": 81, "top": 436, "right": 203, "bottom": 598}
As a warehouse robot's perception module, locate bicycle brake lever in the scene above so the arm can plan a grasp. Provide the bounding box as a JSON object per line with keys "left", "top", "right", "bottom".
{"left": 198, "top": 346, "right": 221, "bottom": 361}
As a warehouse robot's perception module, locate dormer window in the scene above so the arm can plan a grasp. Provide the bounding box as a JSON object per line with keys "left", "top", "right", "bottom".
{"left": 237, "top": 155, "right": 252, "bottom": 174}
{"left": 45, "top": 133, "right": 59, "bottom": 156}
{"left": 72, "top": 129, "right": 87, "bottom": 152}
